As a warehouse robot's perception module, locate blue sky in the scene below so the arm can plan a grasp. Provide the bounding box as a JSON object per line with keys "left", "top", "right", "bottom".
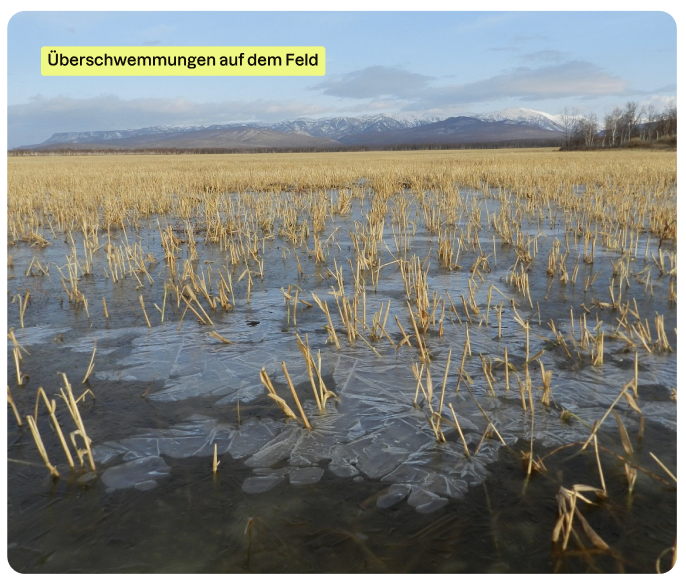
{"left": 6, "top": 10, "right": 677, "bottom": 147}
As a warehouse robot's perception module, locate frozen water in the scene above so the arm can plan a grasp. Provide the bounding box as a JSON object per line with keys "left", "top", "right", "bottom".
{"left": 89, "top": 324, "right": 677, "bottom": 512}
{"left": 407, "top": 488, "right": 449, "bottom": 514}
{"left": 227, "top": 419, "right": 280, "bottom": 459}
{"left": 101, "top": 456, "right": 172, "bottom": 491}
{"left": 244, "top": 425, "right": 303, "bottom": 468}
{"left": 70, "top": 269, "right": 675, "bottom": 514}
{"left": 288, "top": 466, "right": 324, "bottom": 486}
{"left": 376, "top": 484, "right": 411, "bottom": 509}
{"left": 94, "top": 415, "right": 233, "bottom": 464}
{"left": 85, "top": 320, "right": 325, "bottom": 405}
{"left": 8, "top": 325, "right": 72, "bottom": 347}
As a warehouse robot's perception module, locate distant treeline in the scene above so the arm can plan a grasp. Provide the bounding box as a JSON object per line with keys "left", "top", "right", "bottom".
{"left": 8, "top": 138, "right": 564, "bottom": 156}
{"left": 559, "top": 100, "right": 676, "bottom": 150}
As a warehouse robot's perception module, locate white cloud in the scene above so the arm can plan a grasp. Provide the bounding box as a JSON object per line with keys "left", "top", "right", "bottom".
{"left": 420, "top": 61, "right": 629, "bottom": 106}
{"left": 308, "top": 61, "right": 630, "bottom": 110}
{"left": 637, "top": 94, "right": 676, "bottom": 111}
{"left": 7, "top": 60, "right": 653, "bottom": 148}
{"left": 309, "top": 66, "right": 433, "bottom": 99}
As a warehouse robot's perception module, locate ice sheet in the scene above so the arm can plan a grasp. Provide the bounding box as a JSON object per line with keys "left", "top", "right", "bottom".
{"left": 79, "top": 284, "right": 675, "bottom": 513}
{"left": 101, "top": 456, "right": 172, "bottom": 491}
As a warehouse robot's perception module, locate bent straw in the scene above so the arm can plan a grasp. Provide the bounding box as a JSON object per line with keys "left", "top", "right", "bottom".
{"left": 26, "top": 415, "right": 60, "bottom": 478}
{"left": 281, "top": 361, "right": 312, "bottom": 430}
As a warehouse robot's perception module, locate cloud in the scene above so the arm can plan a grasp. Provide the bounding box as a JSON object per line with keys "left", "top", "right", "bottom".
{"left": 638, "top": 94, "right": 677, "bottom": 111}
{"left": 520, "top": 50, "right": 570, "bottom": 63}
{"left": 8, "top": 61, "right": 639, "bottom": 148}
{"left": 8, "top": 95, "right": 332, "bottom": 148}
{"left": 651, "top": 83, "right": 676, "bottom": 93}
{"left": 309, "top": 66, "right": 433, "bottom": 99}
{"left": 336, "top": 99, "right": 408, "bottom": 114}
{"left": 410, "top": 61, "right": 629, "bottom": 108}
{"left": 307, "top": 61, "right": 630, "bottom": 112}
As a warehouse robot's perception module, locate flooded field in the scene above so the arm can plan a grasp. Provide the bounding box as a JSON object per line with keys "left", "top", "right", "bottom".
{"left": 6, "top": 150, "right": 677, "bottom": 572}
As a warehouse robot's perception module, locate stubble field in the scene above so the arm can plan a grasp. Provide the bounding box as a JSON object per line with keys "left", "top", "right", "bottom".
{"left": 6, "top": 148, "right": 677, "bottom": 573}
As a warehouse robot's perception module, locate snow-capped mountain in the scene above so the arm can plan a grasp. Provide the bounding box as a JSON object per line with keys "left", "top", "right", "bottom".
{"left": 269, "top": 114, "right": 441, "bottom": 139}
{"left": 24, "top": 109, "right": 564, "bottom": 150}
{"left": 41, "top": 115, "right": 443, "bottom": 146}
{"left": 42, "top": 123, "right": 264, "bottom": 145}
{"left": 474, "top": 108, "right": 565, "bottom": 132}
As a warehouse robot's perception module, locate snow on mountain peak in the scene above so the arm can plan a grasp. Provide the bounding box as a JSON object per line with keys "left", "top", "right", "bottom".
{"left": 38, "top": 109, "right": 563, "bottom": 147}
{"left": 475, "top": 108, "right": 564, "bottom": 131}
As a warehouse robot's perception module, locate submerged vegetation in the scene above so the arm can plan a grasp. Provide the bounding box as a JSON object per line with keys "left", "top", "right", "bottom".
{"left": 7, "top": 148, "right": 676, "bottom": 573}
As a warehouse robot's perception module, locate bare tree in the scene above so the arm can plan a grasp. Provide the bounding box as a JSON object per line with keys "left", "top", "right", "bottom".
{"left": 582, "top": 113, "right": 598, "bottom": 147}
{"left": 660, "top": 99, "right": 677, "bottom": 137}
{"left": 559, "top": 107, "right": 581, "bottom": 147}
{"left": 643, "top": 104, "right": 658, "bottom": 140}
{"left": 620, "top": 101, "right": 644, "bottom": 143}
{"left": 604, "top": 107, "right": 622, "bottom": 147}
{"left": 571, "top": 114, "right": 599, "bottom": 148}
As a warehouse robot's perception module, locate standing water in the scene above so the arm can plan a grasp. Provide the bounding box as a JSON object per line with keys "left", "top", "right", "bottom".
{"left": 7, "top": 152, "right": 677, "bottom": 573}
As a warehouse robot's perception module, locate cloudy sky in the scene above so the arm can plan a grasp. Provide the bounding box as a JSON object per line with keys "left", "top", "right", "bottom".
{"left": 6, "top": 9, "right": 677, "bottom": 148}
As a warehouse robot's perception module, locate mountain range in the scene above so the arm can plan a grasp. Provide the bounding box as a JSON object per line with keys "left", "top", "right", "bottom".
{"left": 16, "top": 108, "right": 566, "bottom": 151}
